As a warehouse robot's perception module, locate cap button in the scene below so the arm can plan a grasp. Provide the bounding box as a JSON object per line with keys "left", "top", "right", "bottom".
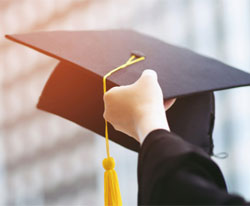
{"left": 103, "top": 157, "right": 115, "bottom": 170}
{"left": 131, "top": 50, "right": 145, "bottom": 58}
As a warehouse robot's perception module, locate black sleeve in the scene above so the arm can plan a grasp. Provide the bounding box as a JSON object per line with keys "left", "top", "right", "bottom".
{"left": 137, "top": 129, "right": 250, "bottom": 205}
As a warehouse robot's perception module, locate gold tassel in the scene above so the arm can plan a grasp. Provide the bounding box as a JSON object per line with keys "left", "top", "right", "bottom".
{"left": 102, "top": 55, "right": 145, "bottom": 206}
{"left": 103, "top": 157, "right": 122, "bottom": 206}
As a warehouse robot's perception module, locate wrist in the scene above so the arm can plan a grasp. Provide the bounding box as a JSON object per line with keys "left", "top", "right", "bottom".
{"left": 136, "top": 109, "right": 169, "bottom": 144}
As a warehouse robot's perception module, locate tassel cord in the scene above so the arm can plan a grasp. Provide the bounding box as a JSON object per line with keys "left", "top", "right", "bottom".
{"left": 103, "top": 55, "right": 145, "bottom": 158}
{"left": 102, "top": 55, "right": 145, "bottom": 206}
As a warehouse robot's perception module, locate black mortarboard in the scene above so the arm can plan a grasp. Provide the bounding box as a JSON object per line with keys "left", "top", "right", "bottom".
{"left": 5, "top": 30, "right": 250, "bottom": 155}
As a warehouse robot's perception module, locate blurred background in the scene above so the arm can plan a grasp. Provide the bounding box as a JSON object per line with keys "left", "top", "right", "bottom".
{"left": 0, "top": 0, "right": 250, "bottom": 205}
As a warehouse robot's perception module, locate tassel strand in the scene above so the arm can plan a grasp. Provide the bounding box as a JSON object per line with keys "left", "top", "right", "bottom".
{"left": 103, "top": 55, "right": 145, "bottom": 206}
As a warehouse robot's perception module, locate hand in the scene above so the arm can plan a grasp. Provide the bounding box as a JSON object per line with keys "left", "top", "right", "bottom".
{"left": 103, "top": 69, "right": 176, "bottom": 144}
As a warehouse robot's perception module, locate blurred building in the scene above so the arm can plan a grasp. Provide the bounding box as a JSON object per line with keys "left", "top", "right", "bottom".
{"left": 0, "top": 0, "right": 250, "bottom": 205}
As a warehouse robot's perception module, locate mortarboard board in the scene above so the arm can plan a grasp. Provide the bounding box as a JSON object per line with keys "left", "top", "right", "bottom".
{"left": 5, "top": 30, "right": 250, "bottom": 156}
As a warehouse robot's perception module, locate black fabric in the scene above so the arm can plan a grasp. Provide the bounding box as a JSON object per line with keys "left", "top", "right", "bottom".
{"left": 167, "top": 92, "right": 215, "bottom": 155}
{"left": 138, "top": 129, "right": 250, "bottom": 205}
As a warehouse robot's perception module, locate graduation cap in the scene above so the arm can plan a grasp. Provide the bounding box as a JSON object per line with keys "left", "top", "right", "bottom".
{"left": 6, "top": 30, "right": 250, "bottom": 153}
{"left": 5, "top": 30, "right": 250, "bottom": 205}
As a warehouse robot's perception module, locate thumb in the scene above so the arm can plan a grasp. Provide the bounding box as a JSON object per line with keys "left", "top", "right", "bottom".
{"left": 137, "top": 69, "right": 158, "bottom": 84}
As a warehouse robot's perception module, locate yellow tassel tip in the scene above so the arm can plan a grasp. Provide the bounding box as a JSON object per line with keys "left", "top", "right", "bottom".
{"left": 103, "top": 157, "right": 122, "bottom": 206}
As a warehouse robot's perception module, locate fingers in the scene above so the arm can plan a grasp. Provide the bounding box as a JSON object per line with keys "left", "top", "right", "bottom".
{"left": 103, "top": 85, "right": 126, "bottom": 122}
{"left": 103, "top": 69, "right": 161, "bottom": 122}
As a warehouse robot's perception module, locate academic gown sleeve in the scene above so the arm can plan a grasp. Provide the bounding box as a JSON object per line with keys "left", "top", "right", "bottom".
{"left": 137, "top": 129, "right": 250, "bottom": 205}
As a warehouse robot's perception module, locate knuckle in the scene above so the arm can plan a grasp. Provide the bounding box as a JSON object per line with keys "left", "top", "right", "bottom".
{"left": 103, "top": 93, "right": 108, "bottom": 101}
{"left": 103, "top": 111, "right": 107, "bottom": 119}
{"left": 104, "top": 86, "right": 123, "bottom": 102}
{"left": 109, "top": 86, "right": 120, "bottom": 93}
{"left": 103, "top": 111, "right": 110, "bottom": 122}
{"left": 104, "top": 92, "right": 112, "bottom": 102}
{"left": 113, "top": 124, "right": 120, "bottom": 131}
